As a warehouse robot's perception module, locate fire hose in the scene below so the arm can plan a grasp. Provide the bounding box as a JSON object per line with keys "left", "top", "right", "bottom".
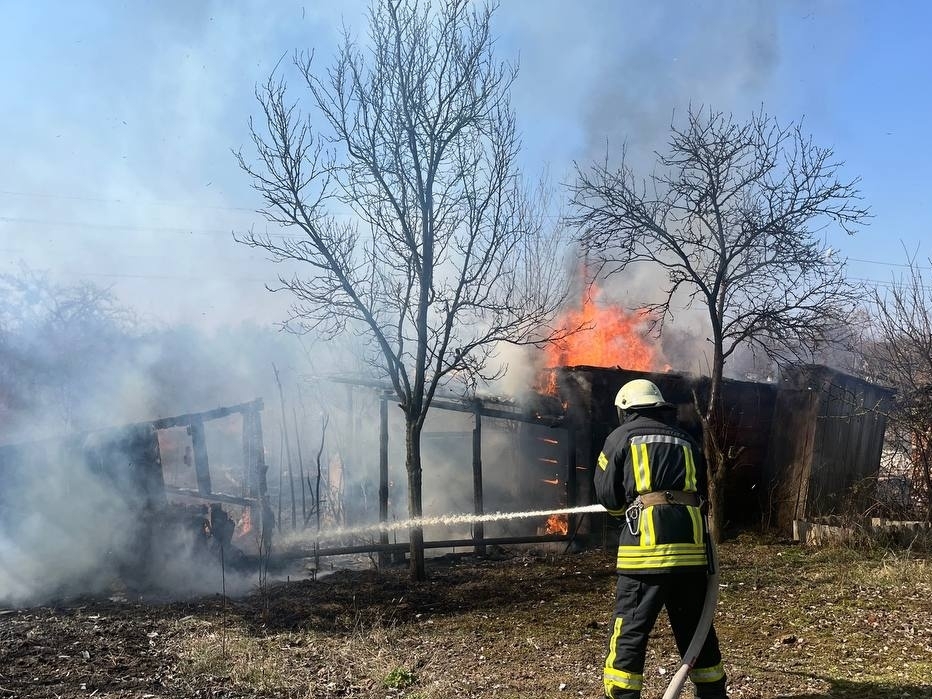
{"left": 661, "top": 523, "right": 720, "bottom": 699}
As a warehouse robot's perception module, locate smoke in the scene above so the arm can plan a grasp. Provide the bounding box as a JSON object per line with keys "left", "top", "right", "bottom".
{"left": 0, "top": 439, "right": 136, "bottom": 605}
{"left": 497, "top": 1, "right": 789, "bottom": 375}
{"left": 576, "top": 2, "right": 779, "bottom": 167}
{"left": 0, "top": 269, "right": 370, "bottom": 606}
{"left": 0, "top": 1, "right": 358, "bottom": 329}
{"left": 576, "top": 1, "right": 781, "bottom": 368}
{"left": 0, "top": 428, "right": 263, "bottom": 607}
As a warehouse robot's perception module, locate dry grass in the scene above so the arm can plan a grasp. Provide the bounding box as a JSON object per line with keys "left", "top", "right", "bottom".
{"left": 2, "top": 538, "right": 931, "bottom": 698}
{"left": 164, "top": 539, "right": 932, "bottom": 699}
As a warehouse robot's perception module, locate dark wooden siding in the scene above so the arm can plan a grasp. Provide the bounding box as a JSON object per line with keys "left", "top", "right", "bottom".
{"left": 776, "top": 366, "right": 892, "bottom": 525}
{"left": 559, "top": 364, "right": 892, "bottom": 535}
{"left": 559, "top": 366, "right": 777, "bottom": 529}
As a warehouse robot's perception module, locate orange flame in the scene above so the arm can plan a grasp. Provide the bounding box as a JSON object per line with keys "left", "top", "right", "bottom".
{"left": 541, "top": 477, "right": 560, "bottom": 485}
{"left": 234, "top": 508, "right": 252, "bottom": 538}
{"left": 545, "top": 513, "right": 569, "bottom": 535}
{"left": 545, "top": 284, "right": 660, "bottom": 371}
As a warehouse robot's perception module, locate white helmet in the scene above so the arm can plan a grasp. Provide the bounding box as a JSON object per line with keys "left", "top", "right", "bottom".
{"left": 615, "top": 379, "right": 670, "bottom": 411}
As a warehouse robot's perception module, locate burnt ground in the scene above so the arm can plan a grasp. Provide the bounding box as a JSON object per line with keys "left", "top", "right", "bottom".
{"left": 2, "top": 537, "right": 931, "bottom": 699}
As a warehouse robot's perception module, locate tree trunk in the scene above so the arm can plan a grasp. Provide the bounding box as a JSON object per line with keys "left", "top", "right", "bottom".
{"left": 705, "top": 429, "right": 727, "bottom": 543}
{"left": 921, "top": 437, "right": 932, "bottom": 523}
{"left": 405, "top": 417, "right": 426, "bottom": 581}
{"left": 704, "top": 338, "right": 728, "bottom": 543}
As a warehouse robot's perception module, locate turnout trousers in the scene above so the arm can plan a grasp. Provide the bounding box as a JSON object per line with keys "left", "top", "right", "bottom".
{"left": 603, "top": 572, "right": 727, "bottom": 699}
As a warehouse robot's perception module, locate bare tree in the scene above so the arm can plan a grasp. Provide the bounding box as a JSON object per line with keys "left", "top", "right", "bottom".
{"left": 570, "top": 107, "right": 869, "bottom": 539}
{"left": 0, "top": 267, "right": 137, "bottom": 433}
{"left": 237, "top": 0, "right": 569, "bottom": 579}
{"left": 867, "top": 248, "right": 932, "bottom": 522}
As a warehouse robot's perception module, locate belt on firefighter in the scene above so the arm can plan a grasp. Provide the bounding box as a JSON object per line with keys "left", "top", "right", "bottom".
{"left": 637, "top": 490, "right": 700, "bottom": 507}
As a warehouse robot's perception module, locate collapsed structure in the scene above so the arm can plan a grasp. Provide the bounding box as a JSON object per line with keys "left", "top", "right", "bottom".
{"left": 0, "top": 399, "right": 272, "bottom": 596}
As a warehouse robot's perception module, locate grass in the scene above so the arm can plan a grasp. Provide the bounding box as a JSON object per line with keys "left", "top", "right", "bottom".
{"left": 161, "top": 539, "right": 932, "bottom": 698}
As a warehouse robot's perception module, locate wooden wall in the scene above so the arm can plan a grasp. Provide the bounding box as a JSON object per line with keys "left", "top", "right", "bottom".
{"left": 558, "top": 366, "right": 778, "bottom": 530}
{"left": 557, "top": 364, "right": 892, "bottom": 535}
{"left": 766, "top": 366, "right": 893, "bottom": 531}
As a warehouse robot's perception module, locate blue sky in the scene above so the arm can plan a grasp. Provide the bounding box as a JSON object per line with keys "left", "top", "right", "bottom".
{"left": 1, "top": 1, "right": 930, "bottom": 327}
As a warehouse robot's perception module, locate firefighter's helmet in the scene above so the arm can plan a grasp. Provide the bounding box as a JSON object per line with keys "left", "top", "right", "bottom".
{"left": 615, "top": 379, "right": 670, "bottom": 411}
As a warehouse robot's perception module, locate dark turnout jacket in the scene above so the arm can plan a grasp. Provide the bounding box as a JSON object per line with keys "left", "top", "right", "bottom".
{"left": 594, "top": 410, "right": 709, "bottom": 574}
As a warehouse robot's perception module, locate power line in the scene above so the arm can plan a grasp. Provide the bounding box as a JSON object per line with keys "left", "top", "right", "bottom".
{"left": 2, "top": 209, "right": 929, "bottom": 286}
{"left": 0, "top": 188, "right": 257, "bottom": 213}
{"left": 0, "top": 215, "right": 307, "bottom": 240}
{"left": 0, "top": 215, "right": 232, "bottom": 237}
{"left": 850, "top": 277, "right": 932, "bottom": 294}
{"left": 848, "top": 256, "right": 932, "bottom": 271}
{"left": 72, "top": 271, "right": 271, "bottom": 283}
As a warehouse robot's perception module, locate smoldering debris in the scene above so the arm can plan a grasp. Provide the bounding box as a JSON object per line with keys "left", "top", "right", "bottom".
{"left": 0, "top": 403, "right": 270, "bottom": 608}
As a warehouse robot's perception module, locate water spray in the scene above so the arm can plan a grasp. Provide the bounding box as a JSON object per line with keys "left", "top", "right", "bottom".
{"left": 281, "top": 504, "right": 607, "bottom": 544}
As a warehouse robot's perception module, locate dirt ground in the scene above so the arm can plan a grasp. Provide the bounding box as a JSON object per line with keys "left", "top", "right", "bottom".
{"left": 2, "top": 537, "right": 931, "bottom": 699}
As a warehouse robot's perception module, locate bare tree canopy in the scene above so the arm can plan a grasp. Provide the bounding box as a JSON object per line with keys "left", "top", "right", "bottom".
{"left": 237, "top": 0, "right": 569, "bottom": 579}
{"left": 570, "top": 107, "right": 870, "bottom": 538}
{"left": 571, "top": 107, "right": 868, "bottom": 368}
{"left": 867, "top": 247, "right": 932, "bottom": 521}
{"left": 0, "top": 267, "right": 137, "bottom": 433}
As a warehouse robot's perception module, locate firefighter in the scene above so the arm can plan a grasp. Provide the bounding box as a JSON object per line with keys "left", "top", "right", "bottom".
{"left": 595, "top": 379, "right": 727, "bottom": 699}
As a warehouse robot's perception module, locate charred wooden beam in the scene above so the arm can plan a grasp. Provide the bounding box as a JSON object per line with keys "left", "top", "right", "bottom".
{"left": 164, "top": 485, "right": 258, "bottom": 507}
{"left": 187, "top": 421, "right": 211, "bottom": 495}
{"left": 327, "top": 377, "right": 560, "bottom": 425}
{"left": 472, "top": 408, "right": 485, "bottom": 555}
{"left": 148, "top": 398, "right": 265, "bottom": 430}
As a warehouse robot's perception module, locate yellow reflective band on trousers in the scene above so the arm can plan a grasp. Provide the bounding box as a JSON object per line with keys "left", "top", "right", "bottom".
{"left": 602, "top": 617, "right": 644, "bottom": 697}
{"left": 605, "top": 617, "right": 623, "bottom": 669}
{"left": 603, "top": 617, "right": 642, "bottom": 695}
{"left": 604, "top": 666, "right": 644, "bottom": 694}
{"left": 689, "top": 662, "right": 725, "bottom": 683}
{"left": 616, "top": 542, "right": 707, "bottom": 570}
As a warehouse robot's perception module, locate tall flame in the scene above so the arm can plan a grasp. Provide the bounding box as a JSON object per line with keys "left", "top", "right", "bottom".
{"left": 544, "top": 284, "right": 659, "bottom": 371}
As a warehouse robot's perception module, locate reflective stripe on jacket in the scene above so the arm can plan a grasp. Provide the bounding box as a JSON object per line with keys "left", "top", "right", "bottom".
{"left": 594, "top": 411, "right": 708, "bottom": 573}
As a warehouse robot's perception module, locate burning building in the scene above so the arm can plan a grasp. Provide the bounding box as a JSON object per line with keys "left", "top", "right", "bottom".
{"left": 0, "top": 344, "right": 893, "bottom": 596}
{"left": 553, "top": 363, "right": 893, "bottom": 539}
{"left": 322, "top": 289, "right": 894, "bottom": 557}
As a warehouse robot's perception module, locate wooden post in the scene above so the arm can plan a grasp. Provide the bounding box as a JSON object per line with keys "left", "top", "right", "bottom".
{"left": 187, "top": 420, "right": 211, "bottom": 495}
{"left": 293, "top": 406, "right": 307, "bottom": 526}
{"left": 566, "top": 427, "right": 578, "bottom": 540}
{"left": 472, "top": 407, "right": 485, "bottom": 555}
{"left": 242, "top": 413, "right": 253, "bottom": 497}
{"left": 272, "top": 364, "right": 297, "bottom": 530}
{"left": 378, "top": 393, "right": 390, "bottom": 566}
